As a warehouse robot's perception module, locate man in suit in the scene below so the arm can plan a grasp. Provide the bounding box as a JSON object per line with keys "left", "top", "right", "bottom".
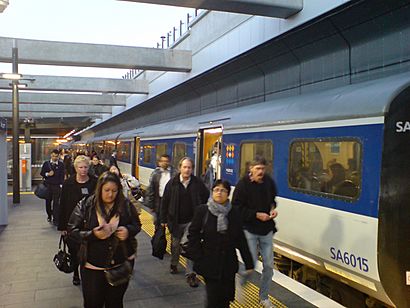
{"left": 40, "top": 149, "right": 65, "bottom": 225}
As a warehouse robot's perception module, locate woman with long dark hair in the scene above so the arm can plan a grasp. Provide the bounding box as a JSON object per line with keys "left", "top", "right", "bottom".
{"left": 68, "top": 172, "right": 141, "bottom": 308}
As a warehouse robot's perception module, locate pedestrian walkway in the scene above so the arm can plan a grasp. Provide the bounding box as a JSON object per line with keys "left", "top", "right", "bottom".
{"left": 0, "top": 191, "right": 323, "bottom": 308}
{"left": 0, "top": 193, "right": 205, "bottom": 308}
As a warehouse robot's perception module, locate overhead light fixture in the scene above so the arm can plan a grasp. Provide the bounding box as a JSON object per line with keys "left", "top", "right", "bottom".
{"left": 0, "top": 0, "right": 9, "bottom": 13}
{"left": 1, "top": 73, "right": 22, "bottom": 80}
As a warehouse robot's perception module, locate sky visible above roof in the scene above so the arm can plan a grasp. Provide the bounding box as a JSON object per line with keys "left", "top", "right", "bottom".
{"left": 0, "top": 0, "right": 192, "bottom": 78}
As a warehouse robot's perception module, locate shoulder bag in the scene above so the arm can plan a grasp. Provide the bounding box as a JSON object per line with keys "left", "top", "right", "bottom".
{"left": 104, "top": 239, "right": 133, "bottom": 287}
{"left": 34, "top": 181, "right": 49, "bottom": 199}
{"left": 53, "top": 235, "right": 74, "bottom": 273}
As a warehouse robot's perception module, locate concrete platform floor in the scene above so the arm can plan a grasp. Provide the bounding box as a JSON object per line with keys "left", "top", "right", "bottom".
{"left": 0, "top": 193, "right": 205, "bottom": 308}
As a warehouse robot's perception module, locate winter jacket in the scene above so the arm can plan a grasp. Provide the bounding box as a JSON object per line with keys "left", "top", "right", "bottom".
{"left": 40, "top": 160, "right": 65, "bottom": 185}
{"left": 145, "top": 166, "right": 176, "bottom": 213}
{"left": 160, "top": 174, "right": 209, "bottom": 234}
{"left": 232, "top": 174, "right": 278, "bottom": 235}
{"left": 67, "top": 195, "right": 141, "bottom": 268}
{"left": 57, "top": 175, "right": 97, "bottom": 231}
{"left": 187, "top": 204, "right": 254, "bottom": 279}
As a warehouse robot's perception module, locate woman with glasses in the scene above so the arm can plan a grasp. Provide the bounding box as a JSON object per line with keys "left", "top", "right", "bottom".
{"left": 186, "top": 179, "right": 254, "bottom": 308}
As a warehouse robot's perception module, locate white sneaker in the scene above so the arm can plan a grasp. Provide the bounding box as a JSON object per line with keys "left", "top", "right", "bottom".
{"left": 260, "top": 298, "right": 275, "bottom": 308}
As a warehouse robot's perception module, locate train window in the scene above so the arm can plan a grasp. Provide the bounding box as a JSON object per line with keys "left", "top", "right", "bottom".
{"left": 239, "top": 141, "right": 273, "bottom": 178}
{"left": 117, "top": 141, "right": 131, "bottom": 163}
{"left": 143, "top": 144, "right": 153, "bottom": 164}
{"left": 156, "top": 143, "right": 168, "bottom": 161}
{"left": 289, "top": 139, "right": 362, "bottom": 199}
{"left": 172, "top": 143, "right": 187, "bottom": 168}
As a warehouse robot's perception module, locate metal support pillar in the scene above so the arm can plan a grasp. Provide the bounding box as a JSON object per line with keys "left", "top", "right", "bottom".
{"left": 12, "top": 47, "right": 20, "bottom": 204}
{"left": 24, "top": 127, "right": 30, "bottom": 143}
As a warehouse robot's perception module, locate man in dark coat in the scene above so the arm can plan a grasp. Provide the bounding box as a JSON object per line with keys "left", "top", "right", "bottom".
{"left": 232, "top": 156, "right": 278, "bottom": 308}
{"left": 146, "top": 154, "right": 176, "bottom": 228}
{"left": 109, "top": 150, "right": 118, "bottom": 168}
{"left": 160, "top": 157, "right": 209, "bottom": 287}
{"left": 40, "top": 149, "right": 65, "bottom": 225}
{"left": 89, "top": 155, "right": 108, "bottom": 179}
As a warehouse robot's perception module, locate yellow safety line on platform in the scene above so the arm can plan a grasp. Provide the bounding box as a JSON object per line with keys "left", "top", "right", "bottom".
{"left": 139, "top": 209, "right": 287, "bottom": 308}
{"left": 7, "top": 191, "right": 34, "bottom": 196}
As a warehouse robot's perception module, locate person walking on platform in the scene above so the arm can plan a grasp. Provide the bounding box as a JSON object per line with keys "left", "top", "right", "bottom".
{"left": 40, "top": 149, "right": 65, "bottom": 225}
{"left": 68, "top": 172, "right": 141, "bottom": 308}
{"left": 186, "top": 180, "right": 254, "bottom": 308}
{"left": 58, "top": 155, "right": 97, "bottom": 285}
{"left": 146, "top": 154, "right": 175, "bottom": 229}
{"left": 232, "top": 156, "right": 278, "bottom": 308}
{"left": 63, "top": 149, "right": 74, "bottom": 180}
{"left": 89, "top": 155, "right": 108, "bottom": 179}
{"left": 160, "top": 157, "right": 209, "bottom": 287}
{"left": 109, "top": 150, "right": 118, "bottom": 168}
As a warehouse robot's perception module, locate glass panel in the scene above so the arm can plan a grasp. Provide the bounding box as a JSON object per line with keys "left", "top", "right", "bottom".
{"left": 239, "top": 141, "right": 273, "bottom": 178}
{"left": 156, "top": 144, "right": 168, "bottom": 161}
{"left": 143, "top": 145, "right": 153, "bottom": 164}
{"left": 172, "top": 143, "right": 187, "bottom": 168}
{"left": 289, "top": 139, "right": 362, "bottom": 199}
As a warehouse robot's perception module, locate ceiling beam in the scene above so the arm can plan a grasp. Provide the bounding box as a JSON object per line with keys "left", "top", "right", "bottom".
{"left": 0, "top": 75, "right": 149, "bottom": 94}
{"left": 119, "top": 0, "right": 303, "bottom": 18}
{"left": 0, "top": 103, "right": 111, "bottom": 113}
{"left": 0, "top": 37, "right": 192, "bottom": 72}
{"left": 0, "top": 112, "right": 102, "bottom": 119}
{"left": 0, "top": 92, "right": 126, "bottom": 106}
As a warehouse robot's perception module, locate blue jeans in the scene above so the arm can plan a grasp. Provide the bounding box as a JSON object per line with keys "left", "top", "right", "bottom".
{"left": 244, "top": 230, "right": 274, "bottom": 301}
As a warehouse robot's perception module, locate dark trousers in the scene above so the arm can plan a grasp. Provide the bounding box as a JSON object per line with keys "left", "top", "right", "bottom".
{"left": 45, "top": 184, "right": 61, "bottom": 223}
{"left": 153, "top": 197, "right": 162, "bottom": 229}
{"left": 205, "top": 276, "right": 235, "bottom": 308}
{"left": 66, "top": 238, "right": 80, "bottom": 278}
{"left": 81, "top": 261, "right": 134, "bottom": 308}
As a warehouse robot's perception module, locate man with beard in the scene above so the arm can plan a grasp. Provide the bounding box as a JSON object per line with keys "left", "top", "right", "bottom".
{"left": 232, "top": 156, "right": 278, "bottom": 308}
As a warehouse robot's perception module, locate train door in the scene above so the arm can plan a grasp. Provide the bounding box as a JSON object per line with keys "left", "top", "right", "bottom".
{"left": 134, "top": 137, "right": 140, "bottom": 179}
{"left": 195, "top": 127, "right": 222, "bottom": 188}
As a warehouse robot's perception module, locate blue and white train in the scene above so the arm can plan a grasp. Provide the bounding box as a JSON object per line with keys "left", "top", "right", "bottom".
{"left": 84, "top": 73, "right": 410, "bottom": 307}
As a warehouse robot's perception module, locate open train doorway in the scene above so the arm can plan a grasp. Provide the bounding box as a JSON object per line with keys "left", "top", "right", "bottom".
{"left": 196, "top": 127, "right": 222, "bottom": 189}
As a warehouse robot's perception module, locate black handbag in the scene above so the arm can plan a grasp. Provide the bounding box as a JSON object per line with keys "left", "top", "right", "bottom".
{"left": 104, "top": 260, "right": 133, "bottom": 287}
{"left": 151, "top": 225, "right": 167, "bottom": 260}
{"left": 53, "top": 235, "right": 74, "bottom": 273}
{"left": 104, "top": 240, "right": 133, "bottom": 287}
{"left": 34, "top": 182, "right": 49, "bottom": 199}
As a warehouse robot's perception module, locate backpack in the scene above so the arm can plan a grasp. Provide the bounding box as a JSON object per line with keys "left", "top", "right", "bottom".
{"left": 180, "top": 210, "right": 209, "bottom": 260}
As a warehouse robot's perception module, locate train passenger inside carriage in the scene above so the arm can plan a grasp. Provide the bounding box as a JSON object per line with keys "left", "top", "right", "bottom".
{"left": 289, "top": 140, "right": 361, "bottom": 199}
{"left": 321, "top": 163, "right": 346, "bottom": 194}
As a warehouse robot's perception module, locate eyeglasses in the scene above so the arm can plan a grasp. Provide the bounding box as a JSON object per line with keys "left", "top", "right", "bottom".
{"left": 213, "top": 188, "right": 228, "bottom": 194}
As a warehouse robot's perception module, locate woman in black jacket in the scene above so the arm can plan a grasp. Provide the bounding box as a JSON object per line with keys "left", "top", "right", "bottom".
{"left": 58, "top": 155, "right": 97, "bottom": 285}
{"left": 187, "top": 180, "right": 254, "bottom": 308}
{"left": 68, "top": 172, "right": 141, "bottom": 308}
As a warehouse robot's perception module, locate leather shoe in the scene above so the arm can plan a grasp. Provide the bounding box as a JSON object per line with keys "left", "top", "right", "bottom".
{"left": 72, "top": 276, "right": 81, "bottom": 286}
{"left": 186, "top": 273, "right": 199, "bottom": 288}
{"left": 170, "top": 265, "right": 178, "bottom": 274}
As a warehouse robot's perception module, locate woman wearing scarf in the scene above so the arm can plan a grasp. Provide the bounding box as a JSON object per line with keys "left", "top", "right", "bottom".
{"left": 187, "top": 180, "right": 254, "bottom": 308}
{"left": 68, "top": 172, "right": 141, "bottom": 308}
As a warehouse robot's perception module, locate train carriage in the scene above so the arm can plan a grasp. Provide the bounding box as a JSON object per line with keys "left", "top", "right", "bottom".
{"left": 88, "top": 73, "right": 410, "bottom": 307}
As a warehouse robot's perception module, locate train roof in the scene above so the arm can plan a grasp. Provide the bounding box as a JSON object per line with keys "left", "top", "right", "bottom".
{"left": 90, "top": 72, "right": 410, "bottom": 141}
